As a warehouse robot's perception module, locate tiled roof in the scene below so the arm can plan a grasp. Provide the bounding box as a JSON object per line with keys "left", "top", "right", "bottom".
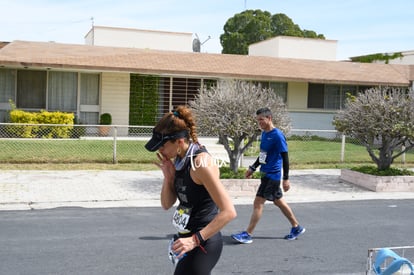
{"left": 0, "top": 40, "right": 411, "bottom": 86}
{"left": 0, "top": 42, "right": 9, "bottom": 49}
{"left": 410, "top": 65, "right": 414, "bottom": 80}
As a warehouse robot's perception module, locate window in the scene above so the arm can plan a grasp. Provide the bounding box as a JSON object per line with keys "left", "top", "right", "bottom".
{"left": 308, "top": 83, "right": 362, "bottom": 110}
{"left": 17, "top": 70, "right": 46, "bottom": 109}
{"left": 80, "top": 73, "right": 100, "bottom": 124}
{"left": 129, "top": 76, "right": 214, "bottom": 124}
{"left": 160, "top": 77, "right": 201, "bottom": 114}
{"left": 341, "top": 85, "right": 357, "bottom": 108}
{"left": 307, "top": 83, "right": 324, "bottom": 108}
{"left": 201, "top": 79, "right": 217, "bottom": 90}
{"left": 172, "top": 77, "right": 200, "bottom": 108}
{"left": 252, "top": 81, "right": 288, "bottom": 102}
{"left": 80, "top": 73, "right": 99, "bottom": 105}
{"left": 324, "top": 84, "right": 341, "bottom": 109}
{"left": 270, "top": 82, "right": 287, "bottom": 103}
{"left": 0, "top": 69, "right": 101, "bottom": 124}
{"left": 253, "top": 81, "right": 269, "bottom": 89}
{"left": 48, "top": 71, "right": 77, "bottom": 111}
{"left": 0, "top": 69, "right": 15, "bottom": 103}
{"left": 79, "top": 112, "right": 99, "bottom": 125}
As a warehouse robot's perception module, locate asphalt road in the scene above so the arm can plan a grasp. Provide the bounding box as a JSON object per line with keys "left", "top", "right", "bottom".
{"left": 1, "top": 200, "right": 413, "bottom": 275}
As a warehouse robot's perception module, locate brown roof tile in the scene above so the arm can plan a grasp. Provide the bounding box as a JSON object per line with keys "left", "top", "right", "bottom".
{"left": 0, "top": 40, "right": 411, "bottom": 86}
{"left": 0, "top": 42, "right": 10, "bottom": 49}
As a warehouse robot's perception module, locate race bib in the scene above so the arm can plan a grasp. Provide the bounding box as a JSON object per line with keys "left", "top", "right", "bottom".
{"left": 259, "top": 151, "right": 267, "bottom": 164}
{"left": 172, "top": 205, "right": 192, "bottom": 234}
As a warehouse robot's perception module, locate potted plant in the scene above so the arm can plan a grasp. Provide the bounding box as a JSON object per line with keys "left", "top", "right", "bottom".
{"left": 99, "top": 113, "right": 112, "bottom": 136}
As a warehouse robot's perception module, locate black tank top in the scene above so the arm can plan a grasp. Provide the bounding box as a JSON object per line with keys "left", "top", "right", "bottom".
{"left": 174, "top": 146, "right": 218, "bottom": 233}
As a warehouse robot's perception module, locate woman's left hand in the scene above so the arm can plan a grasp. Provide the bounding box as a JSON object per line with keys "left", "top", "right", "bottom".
{"left": 172, "top": 236, "right": 197, "bottom": 259}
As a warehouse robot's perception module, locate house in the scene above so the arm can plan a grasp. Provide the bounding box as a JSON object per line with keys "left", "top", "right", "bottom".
{"left": 0, "top": 26, "right": 413, "bottom": 131}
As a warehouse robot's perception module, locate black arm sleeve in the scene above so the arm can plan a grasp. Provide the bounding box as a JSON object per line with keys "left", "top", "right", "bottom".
{"left": 281, "top": 152, "right": 289, "bottom": 180}
{"left": 252, "top": 157, "right": 260, "bottom": 169}
{"left": 249, "top": 157, "right": 260, "bottom": 171}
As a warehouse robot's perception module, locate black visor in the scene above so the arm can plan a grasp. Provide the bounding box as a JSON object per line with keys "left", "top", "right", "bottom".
{"left": 145, "top": 129, "right": 189, "bottom": 151}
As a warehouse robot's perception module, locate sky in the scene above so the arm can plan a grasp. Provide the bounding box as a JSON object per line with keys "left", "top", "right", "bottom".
{"left": 1, "top": 0, "right": 413, "bottom": 60}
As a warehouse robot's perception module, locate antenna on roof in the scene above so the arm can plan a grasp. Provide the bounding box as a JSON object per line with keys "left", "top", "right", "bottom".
{"left": 193, "top": 33, "right": 211, "bottom": 52}
{"left": 193, "top": 34, "right": 201, "bottom": 52}
{"left": 201, "top": 35, "right": 211, "bottom": 46}
{"left": 91, "top": 17, "right": 94, "bottom": 27}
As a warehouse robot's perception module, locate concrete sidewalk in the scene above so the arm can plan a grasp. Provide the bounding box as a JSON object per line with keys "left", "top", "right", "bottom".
{"left": 1, "top": 169, "right": 414, "bottom": 211}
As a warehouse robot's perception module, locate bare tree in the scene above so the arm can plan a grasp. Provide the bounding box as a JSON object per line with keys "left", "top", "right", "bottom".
{"left": 333, "top": 87, "right": 414, "bottom": 170}
{"left": 190, "top": 80, "right": 290, "bottom": 172}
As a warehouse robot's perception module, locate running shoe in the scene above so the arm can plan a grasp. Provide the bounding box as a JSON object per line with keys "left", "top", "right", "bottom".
{"left": 285, "top": 225, "right": 306, "bottom": 240}
{"left": 231, "top": 231, "right": 253, "bottom": 244}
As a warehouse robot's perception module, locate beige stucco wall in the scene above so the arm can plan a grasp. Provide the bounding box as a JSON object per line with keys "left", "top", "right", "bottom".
{"left": 287, "top": 82, "right": 308, "bottom": 110}
{"left": 85, "top": 26, "right": 193, "bottom": 52}
{"left": 249, "top": 36, "right": 337, "bottom": 61}
{"left": 101, "top": 72, "right": 130, "bottom": 126}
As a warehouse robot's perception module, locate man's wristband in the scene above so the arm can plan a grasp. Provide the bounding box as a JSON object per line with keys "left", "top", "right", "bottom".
{"left": 283, "top": 176, "right": 289, "bottom": 180}
{"left": 249, "top": 165, "right": 256, "bottom": 172}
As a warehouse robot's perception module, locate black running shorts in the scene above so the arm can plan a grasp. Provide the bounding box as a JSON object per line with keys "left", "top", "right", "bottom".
{"left": 256, "top": 177, "right": 283, "bottom": 201}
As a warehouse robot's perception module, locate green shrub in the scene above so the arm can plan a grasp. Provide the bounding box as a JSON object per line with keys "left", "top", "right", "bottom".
{"left": 8, "top": 109, "right": 74, "bottom": 138}
{"left": 351, "top": 165, "right": 414, "bottom": 176}
{"left": 99, "top": 113, "right": 112, "bottom": 125}
{"left": 220, "top": 166, "right": 261, "bottom": 179}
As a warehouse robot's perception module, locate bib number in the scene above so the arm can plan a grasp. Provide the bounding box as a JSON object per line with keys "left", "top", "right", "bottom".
{"left": 259, "top": 151, "right": 267, "bottom": 164}
{"left": 172, "top": 205, "right": 191, "bottom": 234}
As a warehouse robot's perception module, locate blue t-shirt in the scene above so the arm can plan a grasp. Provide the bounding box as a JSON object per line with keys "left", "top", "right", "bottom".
{"left": 259, "top": 128, "right": 288, "bottom": 180}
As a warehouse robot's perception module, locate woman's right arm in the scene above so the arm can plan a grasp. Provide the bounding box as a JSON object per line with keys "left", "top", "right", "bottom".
{"left": 160, "top": 177, "right": 177, "bottom": 210}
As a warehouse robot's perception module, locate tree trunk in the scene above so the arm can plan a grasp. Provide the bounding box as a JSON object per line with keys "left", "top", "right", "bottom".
{"left": 220, "top": 134, "right": 244, "bottom": 173}
{"left": 229, "top": 137, "right": 244, "bottom": 173}
{"left": 229, "top": 153, "right": 240, "bottom": 173}
{"left": 377, "top": 147, "right": 394, "bottom": 170}
{"left": 220, "top": 133, "right": 260, "bottom": 173}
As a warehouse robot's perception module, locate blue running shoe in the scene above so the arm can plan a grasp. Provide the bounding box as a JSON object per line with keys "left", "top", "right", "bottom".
{"left": 285, "top": 225, "right": 306, "bottom": 240}
{"left": 231, "top": 231, "right": 253, "bottom": 244}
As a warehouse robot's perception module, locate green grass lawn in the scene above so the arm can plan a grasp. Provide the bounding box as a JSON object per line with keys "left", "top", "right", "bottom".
{"left": 289, "top": 140, "right": 372, "bottom": 164}
{"left": 0, "top": 139, "right": 156, "bottom": 166}
{"left": 246, "top": 139, "right": 414, "bottom": 170}
{"left": 0, "top": 138, "right": 413, "bottom": 170}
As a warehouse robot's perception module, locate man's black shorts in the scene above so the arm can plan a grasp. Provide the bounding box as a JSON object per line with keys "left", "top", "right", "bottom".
{"left": 256, "top": 177, "right": 283, "bottom": 201}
